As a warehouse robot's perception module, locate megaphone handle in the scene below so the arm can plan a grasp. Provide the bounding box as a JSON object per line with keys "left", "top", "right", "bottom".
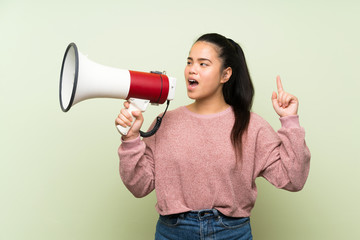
{"left": 116, "top": 98, "right": 149, "bottom": 136}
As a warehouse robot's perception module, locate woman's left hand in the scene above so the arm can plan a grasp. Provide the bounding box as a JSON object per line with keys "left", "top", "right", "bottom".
{"left": 271, "top": 76, "right": 299, "bottom": 117}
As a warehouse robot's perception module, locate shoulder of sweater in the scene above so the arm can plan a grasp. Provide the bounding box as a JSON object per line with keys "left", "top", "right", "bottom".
{"left": 246, "top": 112, "right": 280, "bottom": 144}
{"left": 153, "top": 106, "right": 186, "bottom": 127}
{"left": 247, "top": 112, "right": 277, "bottom": 135}
{"left": 166, "top": 106, "right": 185, "bottom": 115}
{"left": 160, "top": 106, "right": 185, "bottom": 119}
{"left": 249, "top": 112, "right": 269, "bottom": 126}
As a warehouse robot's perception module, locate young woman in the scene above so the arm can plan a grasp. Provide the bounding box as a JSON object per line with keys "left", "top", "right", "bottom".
{"left": 115, "top": 33, "right": 310, "bottom": 240}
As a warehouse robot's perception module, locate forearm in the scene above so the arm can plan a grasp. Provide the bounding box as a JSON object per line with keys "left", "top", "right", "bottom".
{"left": 277, "top": 116, "right": 311, "bottom": 191}
{"left": 118, "top": 136, "right": 155, "bottom": 197}
{"left": 259, "top": 115, "right": 311, "bottom": 192}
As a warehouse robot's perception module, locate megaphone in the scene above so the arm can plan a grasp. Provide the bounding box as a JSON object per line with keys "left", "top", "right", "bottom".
{"left": 59, "top": 43, "right": 176, "bottom": 137}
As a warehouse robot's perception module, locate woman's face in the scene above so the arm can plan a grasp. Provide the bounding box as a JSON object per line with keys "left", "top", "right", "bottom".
{"left": 184, "top": 41, "right": 230, "bottom": 102}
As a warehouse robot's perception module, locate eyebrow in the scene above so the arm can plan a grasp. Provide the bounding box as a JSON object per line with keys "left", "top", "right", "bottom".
{"left": 187, "top": 57, "right": 212, "bottom": 63}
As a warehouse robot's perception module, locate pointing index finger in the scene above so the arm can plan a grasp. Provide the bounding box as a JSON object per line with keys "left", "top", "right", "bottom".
{"left": 276, "top": 75, "right": 284, "bottom": 92}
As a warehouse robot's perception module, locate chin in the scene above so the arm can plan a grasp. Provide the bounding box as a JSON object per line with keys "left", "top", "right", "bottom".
{"left": 186, "top": 92, "right": 197, "bottom": 100}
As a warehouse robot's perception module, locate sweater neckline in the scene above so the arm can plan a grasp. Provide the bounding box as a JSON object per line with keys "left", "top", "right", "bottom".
{"left": 181, "top": 106, "right": 233, "bottom": 119}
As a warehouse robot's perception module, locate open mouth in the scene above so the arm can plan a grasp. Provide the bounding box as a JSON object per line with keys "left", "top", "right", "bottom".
{"left": 188, "top": 79, "right": 199, "bottom": 87}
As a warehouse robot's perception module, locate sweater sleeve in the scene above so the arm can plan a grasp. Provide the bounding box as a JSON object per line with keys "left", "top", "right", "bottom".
{"left": 257, "top": 115, "right": 311, "bottom": 192}
{"left": 118, "top": 135, "right": 156, "bottom": 198}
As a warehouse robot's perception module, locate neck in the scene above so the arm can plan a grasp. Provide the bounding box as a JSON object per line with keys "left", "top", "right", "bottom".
{"left": 187, "top": 98, "right": 230, "bottom": 115}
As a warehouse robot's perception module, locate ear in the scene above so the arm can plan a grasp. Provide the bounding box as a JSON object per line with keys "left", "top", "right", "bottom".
{"left": 221, "top": 67, "right": 232, "bottom": 83}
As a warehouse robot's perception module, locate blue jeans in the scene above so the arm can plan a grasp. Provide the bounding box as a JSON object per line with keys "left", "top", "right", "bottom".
{"left": 155, "top": 209, "right": 252, "bottom": 240}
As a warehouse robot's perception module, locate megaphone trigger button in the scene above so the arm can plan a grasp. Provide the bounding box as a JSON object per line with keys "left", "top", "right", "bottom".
{"left": 150, "top": 71, "right": 162, "bottom": 74}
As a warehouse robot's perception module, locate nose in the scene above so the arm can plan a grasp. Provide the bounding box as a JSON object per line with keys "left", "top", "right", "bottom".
{"left": 187, "top": 64, "right": 197, "bottom": 75}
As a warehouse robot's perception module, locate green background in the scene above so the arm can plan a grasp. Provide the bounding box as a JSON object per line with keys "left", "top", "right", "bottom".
{"left": 1, "top": 0, "right": 359, "bottom": 239}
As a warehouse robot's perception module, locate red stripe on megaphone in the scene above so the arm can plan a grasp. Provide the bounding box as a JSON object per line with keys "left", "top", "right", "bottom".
{"left": 127, "top": 71, "right": 169, "bottom": 104}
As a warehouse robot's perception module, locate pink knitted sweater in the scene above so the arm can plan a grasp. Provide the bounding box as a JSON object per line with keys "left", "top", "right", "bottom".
{"left": 118, "top": 106, "right": 310, "bottom": 217}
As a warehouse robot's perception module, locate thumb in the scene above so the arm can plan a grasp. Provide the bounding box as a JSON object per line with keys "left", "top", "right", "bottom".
{"left": 129, "top": 110, "right": 144, "bottom": 133}
{"left": 271, "top": 91, "right": 281, "bottom": 113}
{"left": 131, "top": 110, "right": 143, "bottom": 121}
{"left": 121, "top": 110, "right": 144, "bottom": 140}
{"left": 271, "top": 91, "right": 278, "bottom": 105}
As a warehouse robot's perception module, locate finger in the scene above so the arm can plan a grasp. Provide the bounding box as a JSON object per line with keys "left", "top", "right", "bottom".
{"left": 277, "top": 91, "right": 284, "bottom": 107}
{"left": 131, "top": 110, "right": 143, "bottom": 119}
{"left": 119, "top": 110, "right": 133, "bottom": 126}
{"left": 279, "top": 92, "right": 288, "bottom": 107}
{"left": 280, "top": 92, "right": 296, "bottom": 108}
{"left": 116, "top": 114, "right": 131, "bottom": 127}
{"left": 272, "top": 91, "right": 280, "bottom": 108}
{"left": 279, "top": 92, "right": 291, "bottom": 108}
{"left": 123, "top": 101, "right": 130, "bottom": 108}
{"left": 115, "top": 117, "right": 127, "bottom": 127}
{"left": 120, "top": 108, "right": 132, "bottom": 120}
{"left": 283, "top": 94, "right": 292, "bottom": 108}
{"left": 132, "top": 111, "right": 144, "bottom": 126}
{"left": 271, "top": 91, "right": 277, "bottom": 101}
{"left": 271, "top": 91, "right": 282, "bottom": 114}
{"left": 128, "top": 111, "right": 144, "bottom": 134}
{"left": 286, "top": 94, "right": 296, "bottom": 107}
{"left": 276, "top": 75, "right": 284, "bottom": 93}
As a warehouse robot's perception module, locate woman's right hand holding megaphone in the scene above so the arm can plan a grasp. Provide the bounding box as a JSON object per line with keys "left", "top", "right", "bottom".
{"left": 115, "top": 101, "right": 144, "bottom": 141}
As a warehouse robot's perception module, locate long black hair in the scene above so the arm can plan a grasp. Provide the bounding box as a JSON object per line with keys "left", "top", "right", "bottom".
{"left": 196, "top": 33, "right": 254, "bottom": 160}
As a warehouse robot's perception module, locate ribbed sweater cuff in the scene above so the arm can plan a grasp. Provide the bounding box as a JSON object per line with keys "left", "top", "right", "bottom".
{"left": 280, "top": 115, "right": 300, "bottom": 128}
{"left": 120, "top": 135, "right": 142, "bottom": 148}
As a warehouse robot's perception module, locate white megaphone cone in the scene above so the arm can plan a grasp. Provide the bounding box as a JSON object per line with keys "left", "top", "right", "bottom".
{"left": 59, "top": 43, "right": 176, "bottom": 137}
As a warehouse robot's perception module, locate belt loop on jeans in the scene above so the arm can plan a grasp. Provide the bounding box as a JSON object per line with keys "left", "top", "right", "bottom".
{"left": 212, "top": 209, "right": 219, "bottom": 218}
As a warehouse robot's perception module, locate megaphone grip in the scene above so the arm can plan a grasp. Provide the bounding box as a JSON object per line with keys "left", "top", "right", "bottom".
{"left": 117, "top": 99, "right": 170, "bottom": 138}
{"left": 116, "top": 105, "right": 136, "bottom": 136}
{"left": 116, "top": 98, "right": 149, "bottom": 136}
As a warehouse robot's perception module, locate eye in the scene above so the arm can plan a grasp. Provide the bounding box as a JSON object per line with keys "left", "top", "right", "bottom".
{"left": 200, "top": 62, "right": 208, "bottom": 67}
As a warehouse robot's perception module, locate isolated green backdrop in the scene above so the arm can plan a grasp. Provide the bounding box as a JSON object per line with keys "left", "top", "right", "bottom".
{"left": 1, "top": 0, "right": 359, "bottom": 239}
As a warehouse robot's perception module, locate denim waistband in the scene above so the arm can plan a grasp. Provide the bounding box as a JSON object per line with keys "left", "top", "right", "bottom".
{"left": 176, "top": 209, "right": 221, "bottom": 220}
